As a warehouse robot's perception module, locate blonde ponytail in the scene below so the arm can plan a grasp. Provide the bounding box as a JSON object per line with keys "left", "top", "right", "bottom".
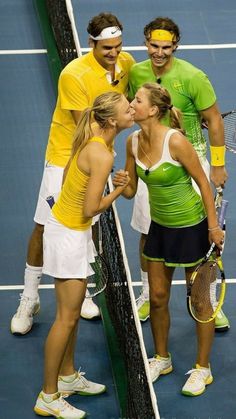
{"left": 70, "top": 91, "right": 123, "bottom": 160}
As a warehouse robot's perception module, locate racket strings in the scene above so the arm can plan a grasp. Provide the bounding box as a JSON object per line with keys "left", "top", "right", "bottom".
{"left": 223, "top": 112, "right": 236, "bottom": 152}
{"left": 87, "top": 255, "right": 109, "bottom": 296}
{"left": 190, "top": 261, "right": 220, "bottom": 321}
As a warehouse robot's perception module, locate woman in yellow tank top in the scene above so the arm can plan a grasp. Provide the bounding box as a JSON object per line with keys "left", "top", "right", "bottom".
{"left": 34, "top": 92, "right": 135, "bottom": 418}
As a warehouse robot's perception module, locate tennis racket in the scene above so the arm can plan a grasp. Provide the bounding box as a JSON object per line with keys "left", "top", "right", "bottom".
{"left": 221, "top": 110, "right": 236, "bottom": 153}
{"left": 86, "top": 219, "right": 109, "bottom": 297}
{"left": 202, "top": 110, "right": 236, "bottom": 153}
{"left": 187, "top": 190, "right": 228, "bottom": 323}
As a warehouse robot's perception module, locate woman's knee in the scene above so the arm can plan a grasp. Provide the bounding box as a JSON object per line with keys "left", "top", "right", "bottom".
{"left": 150, "top": 288, "right": 169, "bottom": 309}
{"left": 56, "top": 310, "right": 80, "bottom": 329}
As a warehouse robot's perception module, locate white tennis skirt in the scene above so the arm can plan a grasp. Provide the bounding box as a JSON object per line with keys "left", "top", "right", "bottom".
{"left": 43, "top": 215, "right": 96, "bottom": 279}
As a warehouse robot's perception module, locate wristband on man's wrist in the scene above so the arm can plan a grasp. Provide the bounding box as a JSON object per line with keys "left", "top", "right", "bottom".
{"left": 210, "top": 145, "right": 226, "bottom": 166}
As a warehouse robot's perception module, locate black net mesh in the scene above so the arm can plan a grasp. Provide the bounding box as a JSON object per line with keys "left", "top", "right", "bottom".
{"left": 46, "top": 0, "right": 78, "bottom": 66}
{"left": 100, "top": 186, "right": 156, "bottom": 419}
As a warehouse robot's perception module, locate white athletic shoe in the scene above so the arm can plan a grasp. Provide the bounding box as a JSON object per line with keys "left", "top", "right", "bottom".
{"left": 34, "top": 392, "right": 86, "bottom": 418}
{"left": 10, "top": 294, "right": 40, "bottom": 334}
{"left": 149, "top": 354, "right": 173, "bottom": 383}
{"left": 136, "top": 293, "right": 150, "bottom": 322}
{"left": 58, "top": 370, "right": 106, "bottom": 396}
{"left": 182, "top": 364, "right": 213, "bottom": 396}
{"left": 81, "top": 291, "right": 100, "bottom": 319}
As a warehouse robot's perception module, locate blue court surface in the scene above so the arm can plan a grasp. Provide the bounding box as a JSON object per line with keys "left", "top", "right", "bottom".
{"left": 0, "top": 1, "right": 236, "bottom": 418}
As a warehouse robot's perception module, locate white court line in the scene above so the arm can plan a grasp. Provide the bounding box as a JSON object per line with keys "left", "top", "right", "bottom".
{"left": 81, "top": 43, "right": 236, "bottom": 52}
{"left": 1, "top": 43, "right": 236, "bottom": 55}
{"left": 0, "top": 279, "right": 236, "bottom": 290}
{"left": 0, "top": 49, "right": 47, "bottom": 54}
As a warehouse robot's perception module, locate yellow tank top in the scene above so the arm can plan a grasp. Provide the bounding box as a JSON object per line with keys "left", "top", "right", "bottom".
{"left": 52, "top": 137, "right": 109, "bottom": 230}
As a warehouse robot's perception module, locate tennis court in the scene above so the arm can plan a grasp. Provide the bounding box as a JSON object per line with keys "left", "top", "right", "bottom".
{"left": 0, "top": 1, "right": 236, "bottom": 418}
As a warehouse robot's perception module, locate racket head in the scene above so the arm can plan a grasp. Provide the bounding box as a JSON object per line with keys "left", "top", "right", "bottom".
{"left": 187, "top": 255, "right": 226, "bottom": 323}
{"left": 86, "top": 254, "right": 109, "bottom": 297}
{"left": 222, "top": 110, "right": 236, "bottom": 153}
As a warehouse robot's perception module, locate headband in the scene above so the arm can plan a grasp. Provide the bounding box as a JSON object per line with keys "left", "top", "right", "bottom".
{"left": 89, "top": 26, "right": 122, "bottom": 41}
{"left": 150, "top": 29, "right": 175, "bottom": 42}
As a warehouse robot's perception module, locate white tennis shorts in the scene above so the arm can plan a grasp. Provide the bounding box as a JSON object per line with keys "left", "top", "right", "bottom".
{"left": 131, "top": 158, "right": 210, "bottom": 235}
{"left": 34, "top": 161, "right": 100, "bottom": 226}
{"left": 34, "top": 162, "right": 64, "bottom": 225}
{"left": 43, "top": 215, "right": 96, "bottom": 279}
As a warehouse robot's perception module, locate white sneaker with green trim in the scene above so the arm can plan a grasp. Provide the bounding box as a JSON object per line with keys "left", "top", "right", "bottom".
{"left": 215, "top": 308, "right": 230, "bottom": 332}
{"left": 182, "top": 364, "right": 213, "bottom": 396}
{"left": 34, "top": 392, "right": 86, "bottom": 418}
{"left": 136, "top": 293, "right": 150, "bottom": 322}
{"left": 58, "top": 370, "right": 106, "bottom": 396}
{"left": 149, "top": 354, "right": 173, "bottom": 383}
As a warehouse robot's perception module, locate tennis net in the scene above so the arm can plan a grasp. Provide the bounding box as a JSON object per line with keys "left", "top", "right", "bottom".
{"left": 100, "top": 179, "right": 159, "bottom": 418}
{"left": 35, "top": 1, "right": 159, "bottom": 417}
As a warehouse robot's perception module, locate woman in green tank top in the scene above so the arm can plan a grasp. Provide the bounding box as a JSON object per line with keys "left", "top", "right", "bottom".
{"left": 113, "top": 83, "right": 225, "bottom": 397}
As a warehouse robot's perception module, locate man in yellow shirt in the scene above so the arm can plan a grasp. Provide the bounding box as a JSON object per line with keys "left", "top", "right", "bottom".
{"left": 11, "top": 12, "right": 135, "bottom": 339}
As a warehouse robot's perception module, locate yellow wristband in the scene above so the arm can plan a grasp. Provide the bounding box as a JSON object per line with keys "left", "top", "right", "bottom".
{"left": 210, "top": 145, "right": 226, "bottom": 166}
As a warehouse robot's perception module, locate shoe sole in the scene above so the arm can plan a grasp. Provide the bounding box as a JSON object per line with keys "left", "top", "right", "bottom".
{"left": 10, "top": 305, "right": 40, "bottom": 335}
{"left": 80, "top": 314, "right": 101, "bottom": 320}
{"left": 139, "top": 315, "right": 150, "bottom": 322}
{"left": 181, "top": 376, "right": 213, "bottom": 396}
{"left": 34, "top": 406, "right": 87, "bottom": 418}
{"left": 215, "top": 325, "right": 230, "bottom": 332}
{"left": 34, "top": 406, "right": 52, "bottom": 416}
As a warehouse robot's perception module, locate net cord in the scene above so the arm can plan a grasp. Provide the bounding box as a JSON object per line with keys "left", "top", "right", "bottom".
{"left": 107, "top": 177, "right": 160, "bottom": 418}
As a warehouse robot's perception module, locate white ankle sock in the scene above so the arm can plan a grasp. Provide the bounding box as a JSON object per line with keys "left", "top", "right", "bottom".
{"left": 141, "top": 270, "right": 149, "bottom": 299}
{"left": 23, "top": 263, "right": 42, "bottom": 299}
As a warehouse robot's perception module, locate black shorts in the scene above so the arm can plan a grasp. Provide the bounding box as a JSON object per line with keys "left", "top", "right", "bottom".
{"left": 143, "top": 218, "right": 209, "bottom": 267}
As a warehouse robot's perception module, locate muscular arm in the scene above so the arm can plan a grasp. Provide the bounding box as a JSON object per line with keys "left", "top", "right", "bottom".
{"left": 200, "top": 103, "right": 228, "bottom": 187}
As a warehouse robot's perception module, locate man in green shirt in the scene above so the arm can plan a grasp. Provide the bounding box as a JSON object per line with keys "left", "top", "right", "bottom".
{"left": 128, "top": 16, "right": 229, "bottom": 331}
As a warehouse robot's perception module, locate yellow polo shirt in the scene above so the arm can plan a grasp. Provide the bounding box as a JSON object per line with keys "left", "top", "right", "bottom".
{"left": 45, "top": 51, "right": 135, "bottom": 167}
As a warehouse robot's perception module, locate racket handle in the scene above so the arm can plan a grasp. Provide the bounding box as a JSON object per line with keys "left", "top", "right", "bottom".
{"left": 218, "top": 199, "right": 229, "bottom": 228}
{"left": 216, "top": 186, "right": 223, "bottom": 194}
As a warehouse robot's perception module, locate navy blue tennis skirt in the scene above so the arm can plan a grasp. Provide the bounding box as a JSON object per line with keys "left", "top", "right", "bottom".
{"left": 143, "top": 218, "right": 209, "bottom": 267}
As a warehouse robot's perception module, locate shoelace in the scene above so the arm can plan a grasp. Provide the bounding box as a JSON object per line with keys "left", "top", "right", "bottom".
{"left": 136, "top": 295, "right": 148, "bottom": 308}
{"left": 149, "top": 358, "right": 162, "bottom": 371}
{"left": 58, "top": 396, "right": 77, "bottom": 412}
{"left": 185, "top": 368, "right": 207, "bottom": 383}
{"left": 76, "top": 369, "right": 89, "bottom": 388}
{"left": 16, "top": 294, "right": 34, "bottom": 317}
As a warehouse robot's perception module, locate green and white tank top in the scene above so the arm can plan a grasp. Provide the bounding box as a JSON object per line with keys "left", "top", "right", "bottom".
{"left": 132, "top": 129, "right": 206, "bottom": 227}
